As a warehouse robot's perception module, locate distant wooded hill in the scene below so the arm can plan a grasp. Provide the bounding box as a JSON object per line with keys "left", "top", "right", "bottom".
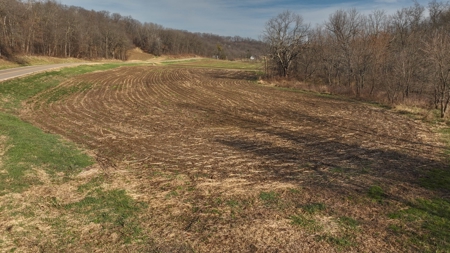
{"left": 0, "top": 0, "right": 265, "bottom": 61}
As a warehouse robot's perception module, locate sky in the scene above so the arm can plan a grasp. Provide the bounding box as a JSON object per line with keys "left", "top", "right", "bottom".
{"left": 57, "top": 0, "right": 431, "bottom": 39}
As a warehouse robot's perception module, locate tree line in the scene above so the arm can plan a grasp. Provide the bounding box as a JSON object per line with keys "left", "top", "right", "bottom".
{"left": 263, "top": 1, "right": 450, "bottom": 117}
{"left": 0, "top": 0, "right": 264, "bottom": 61}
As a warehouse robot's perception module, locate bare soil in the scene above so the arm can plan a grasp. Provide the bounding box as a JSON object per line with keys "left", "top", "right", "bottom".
{"left": 126, "top": 47, "right": 156, "bottom": 61}
{"left": 20, "top": 65, "right": 447, "bottom": 252}
{"left": 126, "top": 47, "right": 199, "bottom": 63}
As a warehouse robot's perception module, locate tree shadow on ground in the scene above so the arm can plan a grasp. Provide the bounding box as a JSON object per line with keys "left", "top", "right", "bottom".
{"left": 176, "top": 100, "right": 448, "bottom": 202}
{"left": 202, "top": 69, "right": 260, "bottom": 81}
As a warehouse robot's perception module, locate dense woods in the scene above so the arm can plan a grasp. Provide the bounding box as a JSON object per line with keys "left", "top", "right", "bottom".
{"left": 263, "top": 1, "right": 450, "bottom": 117}
{"left": 0, "top": 0, "right": 264, "bottom": 61}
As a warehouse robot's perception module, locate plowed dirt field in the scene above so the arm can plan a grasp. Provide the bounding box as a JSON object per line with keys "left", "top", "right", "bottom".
{"left": 20, "top": 65, "right": 447, "bottom": 252}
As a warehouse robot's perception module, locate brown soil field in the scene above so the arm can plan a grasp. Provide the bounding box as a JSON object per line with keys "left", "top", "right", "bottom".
{"left": 20, "top": 65, "right": 447, "bottom": 252}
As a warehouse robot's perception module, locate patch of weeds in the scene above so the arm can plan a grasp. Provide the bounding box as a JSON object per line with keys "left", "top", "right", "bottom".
{"left": 331, "top": 166, "right": 370, "bottom": 176}
{"left": 338, "top": 216, "right": 359, "bottom": 230}
{"left": 214, "top": 197, "right": 223, "bottom": 205}
{"left": 65, "top": 189, "right": 144, "bottom": 223}
{"left": 330, "top": 167, "right": 349, "bottom": 173}
{"left": 186, "top": 185, "right": 196, "bottom": 192}
{"left": 159, "top": 183, "right": 171, "bottom": 191}
{"left": 388, "top": 224, "right": 402, "bottom": 234}
{"left": 367, "top": 185, "right": 385, "bottom": 202}
{"left": 192, "top": 172, "right": 210, "bottom": 179}
{"left": 419, "top": 128, "right": 450, "bottom": 194}
{"left": 288, "top": 188, "right": 301, "bottom": 194}
{"left": 440, "top": 127, "right": 450, "bottom": 157}
{"left": 389, "top": 198, "right": 450, "bottom": 252}
{"left": 360, "top": 167, "right": 371, "bottom": 174}
{"left": 224, "top": 197, "right": 251, "bottom": 219}
{"left": 165, "top": 190, "right": 179, "bottom": 199}
{"left": 440, "top": 127, "right": 450, "bottom": 143}
{"left": 242, "top": 198, "right": 256, "bottom": 208}
{"left": 0, "top": 112, "right": 93, "bottom": 195}
{"left": 290, "top": 214, "right": 322, "bottom": 232}
{"left": 148, "top": 170, "right": 164, "bottom": 178}
{"left": 209, "top": 209, "right": 222, "bottom": 216}
{"left": 226, "top": 199, "right": 240, "bottom": 208}
{"left": 259, "top": 191, "right": 279, "bottom": 207}
{"left": 121, "top": 220, "right": 144, "bottom": 244}
{"left": 396, "top": 109, "right": 422, "bottom": 120}
{"left": 302, "top": 202, "right": 326, "bottom": 214}
{"left": 41, "top": 216, "right": 77, "bottom": 251}
{"left": 321, "top": 235, "right": 355, "bottom": 249}
{"left": 420, "top": 168, "right": 450, "bottom": 192}
{"left": 11, "top": 208, "right": 35, "bottom": 218}
{"left": 64, "top": 189, "right": 146, "bottom": 244}
{"left": 77, "top": 176, "right": 105, "bottom": 193}
{"left": 363, "top": 100, "right": 393, "bottom": 110}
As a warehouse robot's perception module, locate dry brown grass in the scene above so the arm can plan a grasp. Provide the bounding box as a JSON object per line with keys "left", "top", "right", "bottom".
{"left": 19, "top": 55, "right": 85, "bottom": 65}
{"left": 0, "top": 59, "right": 19, "bottom": 69}
{"left": 126, "top": 47, "right": 156, "bottom": 61}
{"left": 0, "top": 55, "right": 90, "bottom": 74}
{"left": 0, "top": 55, "right": 86, "bottom": 69}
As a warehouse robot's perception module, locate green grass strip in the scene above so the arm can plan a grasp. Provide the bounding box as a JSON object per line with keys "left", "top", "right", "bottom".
{"left": 164, "top": 59, "right": 262, "bottom": 70}
{"left": 0, "top": 112, "right": 93, "bottom": 195}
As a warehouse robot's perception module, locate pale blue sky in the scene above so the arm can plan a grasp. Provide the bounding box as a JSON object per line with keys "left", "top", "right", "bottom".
{"left": 57, "top": 0, "right": 431, "bottom": 39}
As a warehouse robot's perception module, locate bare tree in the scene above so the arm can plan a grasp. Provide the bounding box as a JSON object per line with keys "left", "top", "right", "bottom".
{"left": 366, "top": 10, "right": 390, "bottom": 96}
{"left": 262, "top": 10, "right": 309, "bottom": 77}
{"left": 326, "top": 9, "right": 367, "bottom": 95}
{"left": 424, "top": 28, "right": 450, "bottom": 117}
{"left": 389, "top": 3, "right": 426, "bottom": 100}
